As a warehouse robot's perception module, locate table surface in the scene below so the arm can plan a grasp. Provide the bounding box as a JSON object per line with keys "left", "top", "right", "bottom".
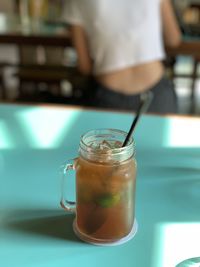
{"left": 0, "top": 103, "right": 200, "bottom": 267}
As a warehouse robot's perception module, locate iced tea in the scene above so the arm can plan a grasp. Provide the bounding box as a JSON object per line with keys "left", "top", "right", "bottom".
{"left": 61, "top": 129, "right": 137, "bottom": 244}
{"left": 75, "top": 150, "right": 136, "bottom": 242}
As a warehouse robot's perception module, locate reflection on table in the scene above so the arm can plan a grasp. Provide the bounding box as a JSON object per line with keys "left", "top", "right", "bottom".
{"left": 0, "top": 103, "right": 200, "bottom": 267}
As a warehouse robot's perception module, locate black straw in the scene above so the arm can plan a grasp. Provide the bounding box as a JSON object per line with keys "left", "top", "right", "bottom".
{"left": 122, "top": 92, "right": 153, "bottom": 147}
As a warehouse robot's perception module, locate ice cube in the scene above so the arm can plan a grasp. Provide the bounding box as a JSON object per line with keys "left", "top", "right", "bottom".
{"left": 99, "top": 140, "right": 112, "bottom": 151}
{"left": 114, "top": 141, "right": 122, "bottom": 148}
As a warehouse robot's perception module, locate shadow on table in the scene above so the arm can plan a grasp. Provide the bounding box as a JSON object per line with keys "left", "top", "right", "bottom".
{"left": 6, "top": 209, "right": 80, "bottom": 243}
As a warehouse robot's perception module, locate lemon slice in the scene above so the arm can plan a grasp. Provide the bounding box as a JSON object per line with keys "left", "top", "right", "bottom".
{"left": 96, "top": 193, "right": 120, "bottom": 208}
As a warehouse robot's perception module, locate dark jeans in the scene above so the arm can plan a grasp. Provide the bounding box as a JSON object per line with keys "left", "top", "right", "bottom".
{"left": 86, "top": 76, "right": 177, "bottom": 114}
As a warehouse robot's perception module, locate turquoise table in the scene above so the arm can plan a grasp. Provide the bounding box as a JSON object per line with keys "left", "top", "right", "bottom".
{"left": 0, "top": 103, "right": 200, "bottom": 267}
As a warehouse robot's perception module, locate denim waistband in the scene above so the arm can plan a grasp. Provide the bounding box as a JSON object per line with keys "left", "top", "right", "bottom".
{"left": 93, "top": 76, "right": 170, "bottom": 100}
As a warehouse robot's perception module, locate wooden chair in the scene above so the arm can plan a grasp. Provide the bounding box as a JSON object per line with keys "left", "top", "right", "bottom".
{"left": 0, "top": 2, "right": 15, "bottom": 99}
{"left": 14, "top": 62, "right": 88, "bottom": 102}
{"left": 0, "top": 65, "right": 6, "bottom": 99}
{"left": 170, "top": 1, "right": 200, "bottom": 113}
{"left": 13, "top": 0, "right": 77, "bottom": 101}
{"left": 16, "top": 64, "right": 71, "bottom": 96}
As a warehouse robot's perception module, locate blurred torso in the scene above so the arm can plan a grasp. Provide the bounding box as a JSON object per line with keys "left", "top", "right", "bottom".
{"left": 96, "top": 61, "right": 164, "bottom": 94}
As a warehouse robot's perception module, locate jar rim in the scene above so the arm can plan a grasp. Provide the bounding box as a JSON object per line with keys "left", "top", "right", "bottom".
{"left": 80, "top": 128, "right": 134, "bottom": 156}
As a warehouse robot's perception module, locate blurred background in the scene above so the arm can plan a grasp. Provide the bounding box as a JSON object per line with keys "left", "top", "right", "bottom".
{"left": 0, "top": 0, "right": 200, "bottom": 115}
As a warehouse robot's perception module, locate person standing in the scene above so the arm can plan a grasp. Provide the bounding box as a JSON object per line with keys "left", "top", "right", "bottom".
{"left": 62, "top": 0, "right": 181, "bottom": 113}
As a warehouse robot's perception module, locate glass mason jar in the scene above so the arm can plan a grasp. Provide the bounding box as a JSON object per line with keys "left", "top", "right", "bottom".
{"left": 60, "top": 129, "right": 137, "bottom": 245}
{"left": 175, "top": 257, "right": 200, "bottom": 267}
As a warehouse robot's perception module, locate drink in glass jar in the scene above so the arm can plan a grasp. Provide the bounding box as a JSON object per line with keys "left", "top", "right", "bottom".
{"left": 61, "top": 129, "right": 137, "bottom": 245}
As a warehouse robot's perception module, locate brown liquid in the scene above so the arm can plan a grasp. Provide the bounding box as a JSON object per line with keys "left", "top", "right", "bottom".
{"left": 75, "top": 157, "right": 136, "bottom": 241}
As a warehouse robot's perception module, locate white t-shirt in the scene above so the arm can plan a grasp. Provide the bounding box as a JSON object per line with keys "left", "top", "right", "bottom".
{"left": 62, "top": 0, "right": 165, "bottom": 75}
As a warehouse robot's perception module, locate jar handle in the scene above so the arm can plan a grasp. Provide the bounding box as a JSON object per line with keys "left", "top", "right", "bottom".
{"left": 60, "top": 158, "right": 77, "bottom": 212}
